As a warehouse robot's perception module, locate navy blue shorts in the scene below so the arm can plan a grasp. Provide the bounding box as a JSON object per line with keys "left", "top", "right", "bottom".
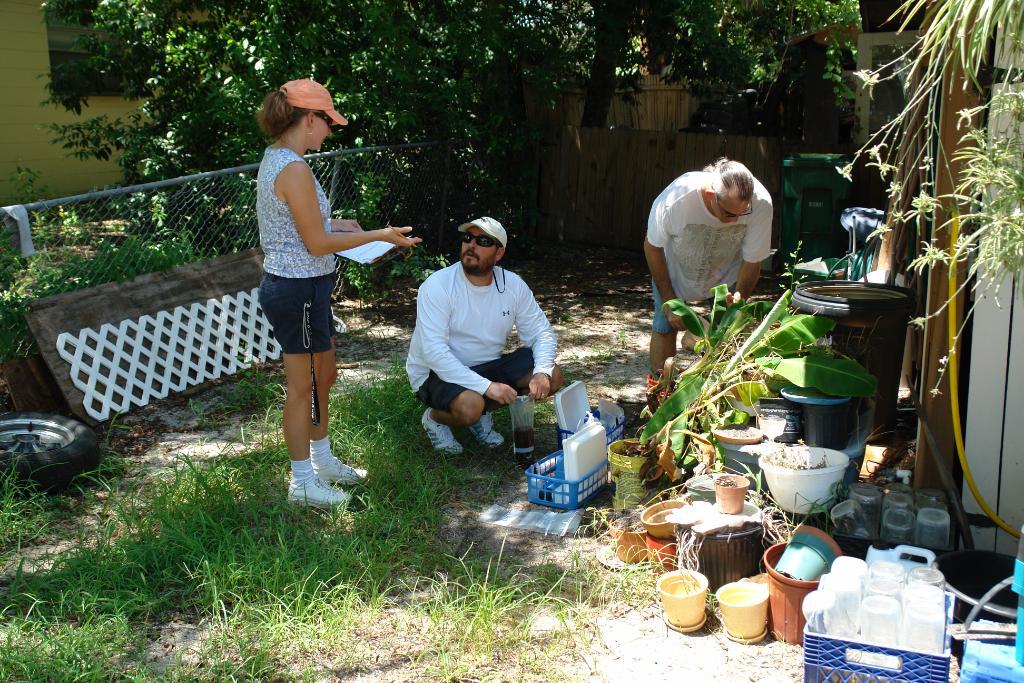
{"left": 416, "top": 347, "right": 534, "bottom": 411}
{"left": 258, "top": 271, "right": 336, "bottom": 354}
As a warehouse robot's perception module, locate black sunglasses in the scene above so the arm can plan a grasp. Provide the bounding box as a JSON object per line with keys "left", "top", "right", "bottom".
{"left": 461, "top": 233, "right": 498, "bottom": 248}
{"left": 716, "top": 194, "right": 753, "bottom": 219}
{"left": 312, "top": 111, "right": 336, "bottom": 128}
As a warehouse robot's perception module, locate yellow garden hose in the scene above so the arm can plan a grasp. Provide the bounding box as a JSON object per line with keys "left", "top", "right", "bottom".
{"left": 947, "top": 211, "right": 1021, "bottom": 538}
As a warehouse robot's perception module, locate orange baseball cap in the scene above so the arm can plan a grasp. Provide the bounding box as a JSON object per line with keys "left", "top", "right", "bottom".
{"left": 279, "top": 78, "right": 348, "bottom": 126}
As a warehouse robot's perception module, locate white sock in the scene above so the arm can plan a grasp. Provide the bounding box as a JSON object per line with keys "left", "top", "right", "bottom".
{"left": 309, "top": 437, "right": 335, "bottom": 468}
{"left": 290, "top": 458, "right": 316, "bottom": 486}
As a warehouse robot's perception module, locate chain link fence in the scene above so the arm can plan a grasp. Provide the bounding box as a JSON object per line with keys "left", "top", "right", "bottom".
{"left": 1, "top": 140, "right": 472, "bottom": 365}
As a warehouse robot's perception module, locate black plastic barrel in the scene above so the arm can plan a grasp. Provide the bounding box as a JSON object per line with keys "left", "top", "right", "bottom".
{"left": 935, "top": 550, "right": 1017, "bottom": 622}
{"left": 791, "top": 281, "right": 916, "bottom": 436}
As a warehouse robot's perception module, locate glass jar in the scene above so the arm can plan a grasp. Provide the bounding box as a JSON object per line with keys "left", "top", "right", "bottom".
{"left": 881, "top": 507, "right": 916, "bottom": 544}
{"left": 848, "top": 483, "right": 883, "bottom": 538}
{"left": 915, "top": 507, "right": 951, "bottom": 549}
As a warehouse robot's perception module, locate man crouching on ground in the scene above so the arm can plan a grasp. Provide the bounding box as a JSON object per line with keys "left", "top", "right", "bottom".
{"left": 406, "top": 216, "right": 563, "bottom": 460}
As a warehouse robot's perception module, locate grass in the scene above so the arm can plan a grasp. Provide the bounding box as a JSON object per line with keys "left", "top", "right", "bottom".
{"left": 0, "top": 363, "right": 644, "bottom": 681}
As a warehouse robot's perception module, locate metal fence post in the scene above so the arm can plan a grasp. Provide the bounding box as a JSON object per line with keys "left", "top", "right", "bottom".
{"left": 437, "top": 141, "right": 452, "bottom": 250}
{"left": 2, "top": 205, "right": 35, "bottom": 257}
{"left": 328, "top": 156, "right": 343, "bottom": 206}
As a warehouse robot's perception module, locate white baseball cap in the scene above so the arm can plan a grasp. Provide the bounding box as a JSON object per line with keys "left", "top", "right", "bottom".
{"left": 458, "top": 216, "right": 507, "bottom": 247}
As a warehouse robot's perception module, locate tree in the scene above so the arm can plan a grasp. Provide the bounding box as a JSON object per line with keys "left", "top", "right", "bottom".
{"left": 43, "top": 0, "right": 591, "bottom": 226}
{"left": 575, "top": 0, "right": 858, "bottom": 128}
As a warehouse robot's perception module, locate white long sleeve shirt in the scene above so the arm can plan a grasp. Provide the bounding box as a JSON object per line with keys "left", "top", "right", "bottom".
{"left": 406, "top": 263, "right": 557, "bottom": 394}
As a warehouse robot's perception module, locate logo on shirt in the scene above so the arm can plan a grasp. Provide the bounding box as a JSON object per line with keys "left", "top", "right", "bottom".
{"left": 502, "top": 310, "right": 511, "bottom": 317}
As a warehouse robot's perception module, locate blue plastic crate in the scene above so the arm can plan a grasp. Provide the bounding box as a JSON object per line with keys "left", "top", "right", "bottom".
{"left": 961, "top": 639, "right": 1024, "bottom": 683}
{"left": 803, "top": 593, "right": 954, "bottom": 683}
{"left": 556, "top": 409, "right": 626, "bottom": 448}
{"left": 525, "top": 449, "right": 607, "bottom": 510}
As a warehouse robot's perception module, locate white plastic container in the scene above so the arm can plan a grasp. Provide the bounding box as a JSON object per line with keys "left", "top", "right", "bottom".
{"left": 758, "top": 447, "right": 849, "bottom": 514}
{"left": 562, "top": 420, "right": 607, "bottom": 481}
{"left": 554, "top": 381, "right": 590, "bottom": 433}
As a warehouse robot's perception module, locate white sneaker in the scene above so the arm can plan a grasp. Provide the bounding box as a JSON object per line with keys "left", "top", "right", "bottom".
{"left": 313, "top": 457, "right": 367, "bottom": 484}
{"left": 469, "top": 412, "right": 504, "bottom": 446}
{"left": 288, "top": 478, "right": 352, "bottom": 509}
{"left": 422, "top": 408, "right": 463, "bottom": 454}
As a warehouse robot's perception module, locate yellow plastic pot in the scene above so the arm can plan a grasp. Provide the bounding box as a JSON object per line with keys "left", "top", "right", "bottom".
{"left": 656, "top": 570, "right": 708, "bottom": 632}
{"left": 716, "top": 581, "right": 770, "bottom": 643}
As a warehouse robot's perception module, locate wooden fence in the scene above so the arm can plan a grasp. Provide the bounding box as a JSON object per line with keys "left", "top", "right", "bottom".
{"left": 536, "top": 126, "right": 782, "bottom": 251}
{"left": 525, "top": 75, "right": 704, "bottom": 132}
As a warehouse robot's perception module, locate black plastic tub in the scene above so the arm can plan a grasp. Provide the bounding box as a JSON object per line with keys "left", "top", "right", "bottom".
{"left": 935, "top": 549, "right": 1017, "bottom": 622}
{"left": 755, "top": 397, "right": 803, "bottom": 444}
{"left": 695, "top": 524, "right": 766, "bottom": 591}
{"left": 792, "top": 281, "right": 916, "bottom": 435}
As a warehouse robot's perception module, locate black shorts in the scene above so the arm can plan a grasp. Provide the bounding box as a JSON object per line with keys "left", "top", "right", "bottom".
{"left": 258, "top": 271, "right": 336, "bottom": 354}
{"left": 415, "top": 347, "right": 535, "bottom": 411}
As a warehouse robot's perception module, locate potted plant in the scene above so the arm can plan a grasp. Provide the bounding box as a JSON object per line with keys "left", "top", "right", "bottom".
{"left": 757, "top": 443, "right": 848, "bottom": 514}
{"left": 607, "top": 509, "right": 648, "bottom": 563}
{"left": 640, "top": 286, "right": 876, "bottom": 484}
{"left": 714, "top": 473, "right": 750, "bottom": 514}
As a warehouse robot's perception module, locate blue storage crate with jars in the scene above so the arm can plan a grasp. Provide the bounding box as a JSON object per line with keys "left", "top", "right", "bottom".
{"left": 802, "top": 592, "right": 954, "bottom": 683}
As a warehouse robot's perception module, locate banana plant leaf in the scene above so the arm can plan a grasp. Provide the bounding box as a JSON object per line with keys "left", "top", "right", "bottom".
{"left": 745, "top": 300, "right": 775, "bottom": 319}
{"left": 642, "top": 371, "right": 705, "bottom": 441}
{"left": 756, "top": 355, "right": 877, "bottom": 397}
{"left": 663, "top": 299, "right": 706, "bottom": 338}
{"left": 669, "top": 419, "right": 690, "bottom": 456}
{"left": 708, "top": 283, "right": 729, "bottom": 331}
{"left": 750, "top": 314, "right": 835, "bottom": 357}
{"left": 723, "top": 290, "right": 793, "bottom": 375}
{"left": 728, "top": 380, "right": 771, "bottom": 407}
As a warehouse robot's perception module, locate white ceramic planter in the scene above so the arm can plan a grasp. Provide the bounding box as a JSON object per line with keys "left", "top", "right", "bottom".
{"left": 758, "top": 447, "right": 849, "bottom": 514}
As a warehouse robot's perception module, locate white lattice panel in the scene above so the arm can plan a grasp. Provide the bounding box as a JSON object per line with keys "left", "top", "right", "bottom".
{"left": 56, "top": 288, "right": 282, "bottom": 421}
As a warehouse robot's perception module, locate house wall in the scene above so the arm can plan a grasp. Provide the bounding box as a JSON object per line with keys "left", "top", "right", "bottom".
{"left": 962, "top": 32, "right": 1024, "bottom": 554}
{"left": 0, "top": 0, "right": 138, "bottom": 204}
{"left": 964, "top": 277, "right": 1024, "bottom": 553}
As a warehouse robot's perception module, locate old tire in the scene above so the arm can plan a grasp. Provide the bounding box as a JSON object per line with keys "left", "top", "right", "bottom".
{"left": 0, "top": 412, "right": 100, "bottom": 493}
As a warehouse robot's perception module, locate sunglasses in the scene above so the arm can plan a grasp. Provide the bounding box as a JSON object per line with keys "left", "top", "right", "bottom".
{"left": 716, "top": 194, "right": 753, "bottom": 219}
{"left": 312, "top": 111, "right": 336, "bottom": 128}
{"left": 461, "top": 233, "right": 498, "bottom": 248}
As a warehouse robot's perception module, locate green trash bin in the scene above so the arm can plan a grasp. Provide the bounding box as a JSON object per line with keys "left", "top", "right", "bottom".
{"left": 781, "top": 154, "right": 853, "bottom": 271}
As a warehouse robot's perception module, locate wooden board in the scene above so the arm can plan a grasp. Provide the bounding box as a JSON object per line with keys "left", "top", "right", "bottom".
{"left": 1, "top": 353, "right": 67, "bottom": 413}
{"left": 914, "top": 67, "right": 978, "bottom": 490}
{"left": 25, "top": 249, "right": 266, "bottom": 423}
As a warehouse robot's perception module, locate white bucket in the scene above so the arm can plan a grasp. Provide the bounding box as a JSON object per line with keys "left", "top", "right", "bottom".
{"left": 758, "top": 447, "right": 849, "bottom": 514}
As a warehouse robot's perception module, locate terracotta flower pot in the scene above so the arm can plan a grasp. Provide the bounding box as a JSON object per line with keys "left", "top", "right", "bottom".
{"left": 641, "top": 499, "right": 686, "bottom": 539}
{"left": 645, "top": 532, "right": 678, "bottom": 572}
{"left": 612, "top": 526, "right": 649, "bottom": 563}
{"left": 763, "top": 542, "right": 819, "bottom": 644}
{"left": 714, "top": 474, "right": 750, "bottom": 514}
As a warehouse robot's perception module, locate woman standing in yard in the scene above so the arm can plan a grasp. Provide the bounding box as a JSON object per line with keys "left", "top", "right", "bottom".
{"left": 256, "top": 78, "right": 420, "bottom": 508}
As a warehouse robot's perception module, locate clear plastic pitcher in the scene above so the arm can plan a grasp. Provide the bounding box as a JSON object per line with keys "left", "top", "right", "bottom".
{"left": 509, "top": 395, "right": 536, "bottom": 456}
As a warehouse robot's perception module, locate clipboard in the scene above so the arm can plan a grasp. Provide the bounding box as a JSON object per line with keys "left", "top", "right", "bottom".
{"left": 336, "top": 240, "right": 398, "bottom": 265}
